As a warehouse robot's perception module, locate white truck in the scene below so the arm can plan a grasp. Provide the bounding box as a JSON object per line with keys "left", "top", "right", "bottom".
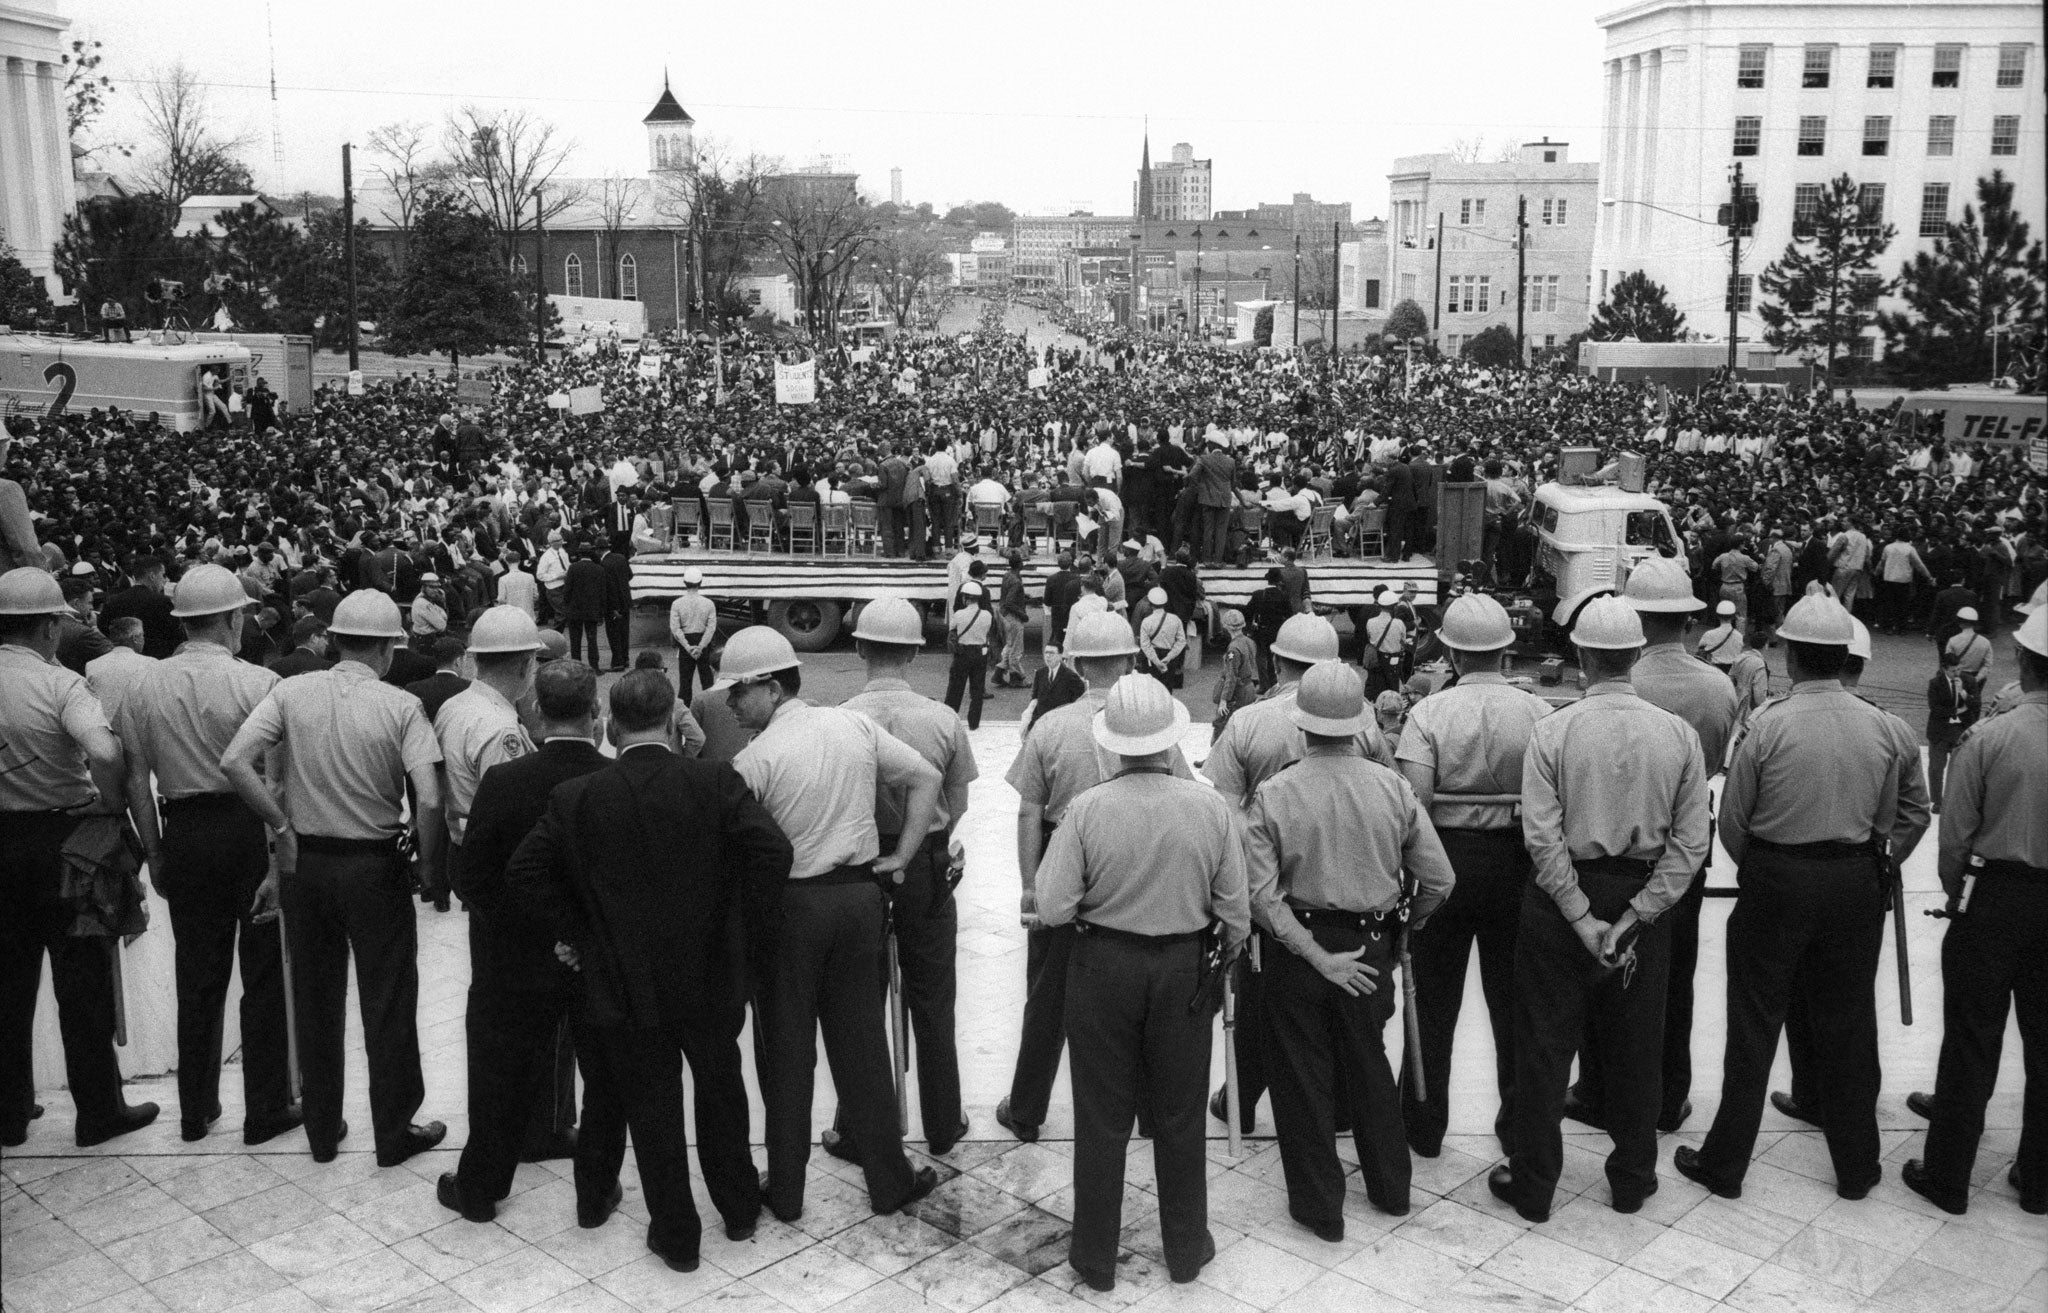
{"left": 0, "top": 336, "right": 253, "bottom": 432}
{"left": 1524, "top": 480, "right": 1684, "bottom": 636}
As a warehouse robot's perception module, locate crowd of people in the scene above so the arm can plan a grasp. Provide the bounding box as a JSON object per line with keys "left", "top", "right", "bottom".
{"left": 2, "top": 304, "right": 2045, "bottom": 1292}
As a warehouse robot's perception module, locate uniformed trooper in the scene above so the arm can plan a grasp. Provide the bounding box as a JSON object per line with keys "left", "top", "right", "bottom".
{"left": 1490, "top": 596, "right": 1710, "bottom": 1223}
{"left": 1696, "top": 599, "right": 1742, "bottom": 668}
{"left": 1724, "top": 632, "right": 1771, "bottom": 721}
{"left": 1037, "top": 673, "right": 1249, "bottom": 1292}
{"left": 1136, "top": 585, "right": 1188, "bottom": 689}
{"left": 1675, "top": 594, "right": 1929, "bottom": 1203}
{"left": 998, "top": 611, "right": 1196, "bottom": 1144}
{"left": 0, "top": 568, "right": 155, "bottom": 1149}
{"left": 1562, "top": 557, "right": 1738, "bottom": 1138}
{"left": 1903, "top": 605, "right": 2048, "bottom": 1217}
{"left": 116, "top": 564, "right": 298, "bottom": 1145}
{"left": 1204, "top": 611, "right": 1391, "bottom": 1134}
{"left": 719, "top": 625, "right": 944, "bottom": 1220}
{"left": 668, "top": 568, "right": 718, "bottom": 696}
{"left": 219, "top": 588, "right": 449, "bottom": 1166}
{"left": 823, "top": 596, "right": 977, "bottom": 1159}
{"left": 1394, "top": 594, "right": 1551, "bottom": 1157}
{"left": 1251, "top": 661, "right": 1455, "bottom": 1241}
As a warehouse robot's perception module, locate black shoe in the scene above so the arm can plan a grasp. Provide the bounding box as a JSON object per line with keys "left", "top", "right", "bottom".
{"left": 1836, "top": 1166, "right": 1881, "bottom": 1201}
{"left": 928, "top": 1116, "right": 969, "bottom": 1157}
{"left": 30, "top": 1102, "right": 41, "bottom": 1119}
{"left": 1559, "top": 1090, "right": 1605, "bottom": 1132}
{"left": 1770, "top": 1090, "right": 1824, "bottom": 1128}
{"left": 1, "top": 1123, "right": 25, "bottom": 1148}
{"left": 375, "top": 1121, "right": 446, "bottom": 1168}
{"left": 994, "top": 1096, "right": 1039, "bottom": 1144}
{"left": 437, "top": 1172, "right": 496, "bottom": 1223}
{"left": 244, "top": 1106, "right": 304, "bottom": 1147}
{"left": 578, "top": 1181, "right": 624, "bottom": 1229}
{"left": 1071, "top": 1262, "right": 1116, "bottom": 1293}
{"left": 312, "top": 1120, "right": 349, "bottom": 1163}
{"left": 759, "top": 1173, "right": 802, "bottom": 1224}
{"left": 181, "top": 1103, "right": 222, "bottom": 1142}
{"left": 1291, "top": 1210, "right": 1344, "bottom": 1243}
{"left": 518, "top": 1128, "right": 578, "bottom": 1163}
{"left": 1656, "top": 1101, "right": 1694, "bottom": 1134}
{"left": 1366, "top": 1189, "right": 1410, "bottom": 1218}
{"left": 1906, "top": 1091, "right": 1937, "bottom": 1122}
{"left": 821, "top": 1128, "right": 860, "bottom": 1164}
{"left": 1900, "top": 1160, "right": 1966, "bottom": 1216}
{"left": 883, "top": 1167, "right": 938, "bottom": 1215}
{"left": 1673, "top": 1146, "right": 1741, "bottom": 1200}
{"left": 1612, "top": 1180, "right": 1658, "bottom": 1215}
{"left": 2011, "top": 1165, "right": 2048, "bottom": 1215}
{"left": 1209, "top": 1087, "right": 1255, "bottom": 1134}
{"left": 650, "top": 1241, "right": 699, "bottom": 1273}
{"left": 1168, "top": 1233, "right": 1217, "bottom": 1284}
{"left": 1487, "top": 1166, "right": 1549, "bottom": 1224}
{"left": 724, "top": 1213, "right": 759, "bottom": 1243}
{"left": 1407, "top": 1132, "right": 1442, "bottom": 1159}
{"left": 76, "top": 1102, "right": 159, "bottom": 1148}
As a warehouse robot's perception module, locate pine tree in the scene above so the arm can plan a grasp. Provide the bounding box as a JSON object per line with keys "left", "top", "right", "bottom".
{"left": 1879, "top": 170, "right": 2046, "bottom": 388}
{"left": 1588, "top": 271, "right": 1687, "bottom": 342}
{"left": 0, "top": 238, "right": 54, "bottom": 329}
{"left": 380, "top": 192, "right": 528, "bottom": 369}
{"left": 1384, "top": 298, "right": 1429, "bottom": 342}
{"left": 1463, "top": 324, "right": 1520, "bottom": 368}
{"left": 1757, "top": 174, "right": 1893, "bottom": 380}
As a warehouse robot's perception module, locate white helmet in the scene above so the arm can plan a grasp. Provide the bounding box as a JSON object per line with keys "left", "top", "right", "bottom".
{"left": 1270, "top": 613, "right": 1338, "bottom": 664}
{"left": 1067, "top": 611, "right": 1139, "bottom": 659}
{"left": 1572, "top": 595, "right": 1646, "bottom": 650}
{"left": 1622, "top": 556, "right": 1706, "bottom": 613}
{"left": 0, "top": 567, "right": 67, "bottom": 616}
{"left": 468, "top": 605, "right": 543, "bottom": 654}
{"left": 328, "top": 590, "right": 406, "bottom": 639}
{"left": 707, "top": 625, "right": 801, "bottom": 691}
{"left": 1438, "top": 594, "right": 1514, "bottom": 651}
{"left": 1777, "top": 595, "right": 1854, "bottom": 647}
{"left": 1092, "top": 672, "right": 1189, "bottom": 756}
{"left": 168, "top": 564, "right": 256, "bottom": 618}
{"left": 853, "top": 595, "right": 925, "bottom": 646}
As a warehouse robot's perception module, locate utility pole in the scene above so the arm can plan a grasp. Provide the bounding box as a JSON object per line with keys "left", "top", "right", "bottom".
{"left": 1431, "top": 212, "right": 1445, "bottom": 337}
{"left": 534, "top": 190, "right": 547, "bottom": 358}
{"left": 1330, "top": 219, "right": 1340, "bottom": 377}
{"left": 1193, "top": 227, "right": 1203, "bottom": 341}
{"left": 1515, "top": 194, "right": 1528, "bottom": 365}
{"left": 1727, "top": 161, "right": 1743, "bottom": 374}
{"left": 1292, "top": 232, "right": 1301, "bottom": 346}
{"left": 341, "top": 143, "right": 358, "bottom": 372}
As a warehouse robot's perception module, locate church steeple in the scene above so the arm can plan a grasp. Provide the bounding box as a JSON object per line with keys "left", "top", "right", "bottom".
{"left": 1136, "top": 121, "right": 1155, "bottom": 221}
{"left": 644, "top": 71, "right": 695, "bottom": 174}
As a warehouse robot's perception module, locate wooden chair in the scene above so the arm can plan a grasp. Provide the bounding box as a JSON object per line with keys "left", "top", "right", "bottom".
{"left": 1237, "top": 506, "right": 1267, "bottom": 553}
{"left": 1353, "top": 504, "right": 1386, "bottom": 557}
{"left": 972, "top": 503, "right": 1005, "bottom": 542}
{"left": 707, "top": 498, "right": 737, "bottom": 551}
{"left": 646, "top": 502, "right": 675, "bottom": 545}
{"left": 821, "top": 503, "right": 852, "bottom": 556}
{"left": 787, "top": 503, "right": 819, "bottom": 554}
{"left": 671, "top": 498, "right": 702, "bottom": 549}
{"left": 850, "top": 501, "right": 881, "bottom": 556}
{"left": 1049, "top": 501, "right": 1079, "bottom": 553}
{"left": 1304, "top": 504, "right": 1336, "bottom": 558}
{"left": 745, "top": 502, "right": 776, "bottom": 553}
{"left": 1022, "top": 504, "right": 1052, "bottom": 554}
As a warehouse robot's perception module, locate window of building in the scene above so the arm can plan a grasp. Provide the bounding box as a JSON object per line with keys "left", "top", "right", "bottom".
{"left": 563, "top": 252, "right": 584, "bottom": 297}
{"left": 1862, "top": 116, "right": 1890, "bottom": 155}
{"left": 1997, "top": 44, "right": 2028, "bottom": 87}
{"left": 1867, "top": 45, "right": 1897, "bottom": 88}
{"left": 1737, "top": 45, "right": 1768, "bottom": 88}
{"left": 510, "top": 254, "right": 528, "bottom": 275}
{"left": 1850, "top": 336, "right": 1875, "bottom": 361}
{"left": 1459, "top": 198, "right": 1486, "bottom": 225}
{"left": 1365, "top": 278, "right": 1381, "bottom": 309}
{"left": 1542, "top": 197, "right": 1568, "bottom": 225}
{"left": 1793, "top": 182, "right": 1824, "bottom": 234}
{"left": 1522, "top": 273, "right": 1558, "bottom": 312}
{"left": 1927, "top": 115, "right": 1956, "bottom": 156}
{"left": 618, "top": 253, "right": 638, "bottom": 301}
{"left": 1932, "top": 44, "right": 1963, "bottom": 88}
{"left": 1991, "top": 115, "right": 2019, "bottom": 155}
{"left": 1798, "top": 116, "right": 1827, "bottom": 155}
{"left": 1802, "top": 46, "right": 1832, "bottom": 88}
{"left": 745, "top": 286, "right": 762, "bottom": 306}
{"left": 1476, "top": 275, "right": 1490, "bottom": 312}
{"left": 1852, "top": 274, "right": 1883, "bottom": 308}
{"left": 1920, "top": 183, "right": 1950, "bottom": 237}
{"left": 1733, "top": 116, "right": 1762, "bottom": 156}
{"left": 1725, "top": 274, "right": 1752, "bottom": 312}
{"left": 1856, "top": 183, "right": 1886, "bottom": 232}
{"left": 1400, "top": 272, "right": 1417, "bottom": 300}
{"left": 1729, "top": 182, "right": 1758, "bottom": 238}
{"left": 1600, "top": 268, "right": 1609, "bottom": 297}
{"left": 1444, "top": 334, "right": 1462, "bottom": 355}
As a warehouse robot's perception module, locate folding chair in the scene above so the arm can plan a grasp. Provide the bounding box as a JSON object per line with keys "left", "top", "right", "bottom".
{"left": 787, "top": 503, "right": 819, "bottom": 554}
{"left": 671, "top": 498, "right": 702, "bottom": 550}
{"left": 707, "top": 498, "right": 737, "bottom": 552}
{"left": 1354, "top": 505, "right": 1386, "bottom": 557}
{"left": 821, "top": 503, "right": 852, "bottom": 556}
{"left": 1304, "top": 504, "right": 1335, "bottom": 558}
{"left": 1023, "top": 505, "right": 1052, "bottom": 555}
{"left": 746, "top": 503, "right": 776, "bottom": 553}
{"left": 851, "top": 501, "right": 882, "bottom": 556}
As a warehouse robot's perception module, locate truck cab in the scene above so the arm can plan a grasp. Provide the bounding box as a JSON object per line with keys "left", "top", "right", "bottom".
{"left": 1525, "top": 481, "right": 1682, "bottom": 635}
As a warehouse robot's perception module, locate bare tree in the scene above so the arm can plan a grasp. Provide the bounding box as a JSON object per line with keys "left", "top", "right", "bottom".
{"left": 592, "top": 173, "right": 646, "bottom": 298}
{"left": 363, "top": 121, "right": 442, "bottom": 229}
{"left": 760, "top": 174, "right": 878, "bottom": 343}
{"left": 133, "top": 62, "right": 254, "bottom": 203}
{"left": 863, "top": 226, "right": 952, "bottom": 328}
{"left": 442, "top": 106, "right": 584, "bottom": 261}
{"left": 651, "top": 139, "right": 777, "bottom": 326}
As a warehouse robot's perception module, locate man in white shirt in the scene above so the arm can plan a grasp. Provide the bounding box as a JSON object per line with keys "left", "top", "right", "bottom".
{"left": 535, "top": 532, "right": 571, "bottom": 625}
{"left": 1082, "top": 433, "right": 1121, "bottom": 489}
{"left": 496, "top": 548, "right": 538, "bottom": 618}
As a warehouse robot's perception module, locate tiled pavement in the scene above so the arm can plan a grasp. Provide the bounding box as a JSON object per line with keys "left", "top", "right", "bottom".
{"left": 5, "top": 724, "right": 2042, "bottom": 1313}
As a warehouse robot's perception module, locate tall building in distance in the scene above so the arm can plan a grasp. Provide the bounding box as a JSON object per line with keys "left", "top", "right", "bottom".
{"left": 1216, "top": 194, "right": 1354, "bottom": 232}
{"left": 1134, "top": 136, "right": 1213, "bottom": 222}
{"left": 1593, "top": 0, "right": 2041, "bottom": 361}
{"left": 890, "top": 167, "right": 903, "bottom": 206}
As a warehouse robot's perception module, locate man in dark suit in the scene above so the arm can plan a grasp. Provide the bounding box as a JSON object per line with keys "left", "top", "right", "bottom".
{"left": 404, "top": 635, "right": 472, "bottom": 722}
{"left": 564, "top": 547, "right": 607, "bottom": 666}
{"left": 877, "top": 443, "right": 910, "bottom": 556}
{"left": 506, "top": 670, "right": 793, "bottom": 1273}
{"left": 1410, "top": 446, "right": 1441, "bottom": 553}
{"left": 1384, "top": 452, "right": 1418, "bottom": 562}
{"left": 100, "top": 554, "right": 181, "bottom": 658}
{"left": 439, "top": 660, "right": 611, "bottom": 1226}
{"left": 601, "top": 541, "right": 634, "bottom": 673}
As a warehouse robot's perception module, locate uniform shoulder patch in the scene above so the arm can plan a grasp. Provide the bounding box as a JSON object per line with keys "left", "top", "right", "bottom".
{"left": 496, "top": 729, "right": 528, "bottom": 760}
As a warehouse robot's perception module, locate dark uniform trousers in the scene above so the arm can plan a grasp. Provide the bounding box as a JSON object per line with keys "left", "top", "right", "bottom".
{"left": 760, "top": 873, "right": 917, "bottom": 1216}
{"left": 675, "top": 639, "right": 710, "bottom": 698}
{"left": 1509, "top": 859, "right": 1672, "bottom": 1215}
{"left": 284, "top": 838, "right": 425, "bottom": 1160}
{"left": 1065, "top": 929, "right": 1212, "bottom": 1282}
{"left": 1267, "top": 912, "right": 1407, "bottom": 1229}
{"left": 566, "top": 621, "right": 602, "bottom": 667}
{"left": 1921, "top": 864, "right": 2048, "bottom": 1206}
{"left": 1010, "top": 820, "right": 1074, "bottom": 1127}
{"left": 1571, "top": 866, "right": 1707, "bottom": 1128}
{"left": 1228, "top": 946, "right": 1272, "bottom": 1123}
{"left": 1694, "top": 843, "right": 1885, "bottom": 1192}
{"left": 1, "top": 812, "right": 123, "bottom": 1133}
{"left": 604, "top": 613, "right": 631, "bottom": 670}
{"left": 1402, "top": 827, "right": 1529, "bottom": 1155}
{"left": 944, "top": 644, "right": 987, "bottom": 731}
{"left": 160, "top": 795, "right": 292, "bottom": 1129}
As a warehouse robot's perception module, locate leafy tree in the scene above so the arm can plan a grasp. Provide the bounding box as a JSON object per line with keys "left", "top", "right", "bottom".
{"left": 1755, "top": 174, "right": 1893, "bottom": 380}
{"left": 1879, "top": 171, "right": 2046, "bottom": 388}
{"left": 63, "top": 39, "right": 124, "bottom": 165}
{"left": 1252, "top": 304, "right": 1274, "bottom": 348}
{"left": 1463, "top": 323, "right": 1520, "bottom": 368}
{"left": 188, "top": 201, "right": 306, "bottom": 331}
{"left": 381, "top": 193, "right": 528, "bottom": 369}
{"left": 0, "top": 238, "right": 55, "bottom": 329}
{"left": 1588, "top": 270, "right": 1687, "bottom": 342}
{"left": 1384, "top": 298, "right": 1429, "bottom": 342}
{"left": 54, "top": 194, "right": 192, "bottom": 325}
{"left": 266, "top": 210, "right": 396, "bottom": 349}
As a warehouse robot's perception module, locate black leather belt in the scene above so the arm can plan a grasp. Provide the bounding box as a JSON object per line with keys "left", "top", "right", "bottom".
{"left": 296, "top": 832, "right": 401, "bottom": 855}
{"left": 1075, "top": 922, "right": 1203, "bottom": 947}
{"left": 1750, "top": 837, "right": 1868, "bottom": 860}
{"left": 794, "top": 862, "right": 878, "bottom": 887}
{"left": 1288, "top": 905, "right": 1398, "bottom": 932}
{"left": 1980, "top": 859, "right": 2048, "bottom": 883}
{"left": 160, "top": 791, "right": 244, "bottom": 811}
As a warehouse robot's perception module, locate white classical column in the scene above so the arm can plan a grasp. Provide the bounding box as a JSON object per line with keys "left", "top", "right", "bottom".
{"left": 1638, "top": 49, "right": 1663, "bottom": 250}
{"left": 1, "top": 58, "right": 34, "bottom": 258}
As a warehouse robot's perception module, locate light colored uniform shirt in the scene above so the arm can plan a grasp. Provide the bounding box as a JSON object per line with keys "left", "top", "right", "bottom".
{"left": 1726, "top": 648, "right": 1770, "bottom": 723}
{"left": 1938, "top": 691, "right": 2048, "bottom": 884}
{"left": 1037, "top": 771, "right": 1249, "bottom": 954}
{"left": 1395, "top": 672, "right": 1551, "bottom": 830}
{"left": 843, "top": 678, "right": 979, "bottom": 835}
{"left": 223, "top": 660, "right": 442, "bottom": 840}
{"left": 1247, "top": 746, "right": 1455, "bottom": 956}
{"left": 85, "top": 647, "right": 159, "bottom": 729}
{"left": 1204, "top": 681, "right": 1392, "bottom": 807}
{"left": 497, "top": 569, "right": 538, "bottom": 617}
{"left": 1629, "top": 643, "right": 1739, "bottom": 772}
{"left": 734, "top": 698, "right": 932, "bottom": 879}
{"left": 1695, "top": 624, "right": 1741, "bottom": 666}
{"left": 1946, "top": 630, "right": 1992, "bottom": 685}
{"left": 0, "top": 643, "right": 107, "bottom": 810}
{"left": 669, "top": 592, "right": 716, "bottom": 650}
{"left": 1137, "top": 610, "right": 1186, "bottom": 668}
{"left": 1363, "top": 613, "right": 1407, "bottom": 660}
{"left": 435, "top": 681, "right": 532, "bottom": 841}
{"left": 1006, "top": 686, "right": 1194, "bottom": 826}
{"left": 951, "top": 599, "right": 993, "bottom": 646}
{"left": 116, "top": 641, "right": 278, "bottom": 798}
{"left": 1719, "top": 681, "right": 1929, "bottom": 867}
{"left": 1520, "top": 681, "right": 1712, "bottom": 924}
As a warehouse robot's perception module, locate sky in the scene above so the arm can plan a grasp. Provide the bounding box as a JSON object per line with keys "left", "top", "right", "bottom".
{"left": 69, "top": 0, "right": 1620, "bottom": 219}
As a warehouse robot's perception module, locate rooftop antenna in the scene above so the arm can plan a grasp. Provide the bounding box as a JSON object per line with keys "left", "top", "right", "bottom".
{"left": 266, "top": 2, "right": 285, "bottom": 188}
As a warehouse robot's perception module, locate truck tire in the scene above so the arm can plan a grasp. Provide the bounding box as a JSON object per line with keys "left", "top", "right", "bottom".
{"left": 766, "top": 599, "right": 843, "bottom": 652}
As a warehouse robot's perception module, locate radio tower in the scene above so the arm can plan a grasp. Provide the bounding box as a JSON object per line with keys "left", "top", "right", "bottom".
{"left": 266, "top": 3, "right": 285, "bottom": 187}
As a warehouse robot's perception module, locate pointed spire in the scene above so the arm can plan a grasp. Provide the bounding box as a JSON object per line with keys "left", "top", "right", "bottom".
{"left": 644, "top": 73, "right": 693, "bottom": 125}
{"left": 1137, "top": 117, "right": 1155, "bottom": 221}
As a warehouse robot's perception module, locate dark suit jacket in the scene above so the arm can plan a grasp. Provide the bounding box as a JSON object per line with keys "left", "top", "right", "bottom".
{"left": 1030, "top": 663, "right": 1086, "bottom": 721}
{"left": 600, "top": 551, "right": 633, "bottom": 619}
{"left": 565, "top": 558, "right": 608, "bottom": 622}
{"left": 459, "top": 739, "right": 611, "bottom": 992}
{"left": 506, "top": 745, "right": 793, "bottom": 1032}
{"left": 268, "top": 646, "right": 335, "bottom": 678}
{"left": 99, "top": 585, "right": 180, "bottom": 659}
{"left": 406, "top": 671, "right": 472, "bottom": 723}
{"left": 1386, "top": 461, "right": 1418, "bottom": 513}
{"left": 878, "top": 456, "right": 910, "bottom": 508}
